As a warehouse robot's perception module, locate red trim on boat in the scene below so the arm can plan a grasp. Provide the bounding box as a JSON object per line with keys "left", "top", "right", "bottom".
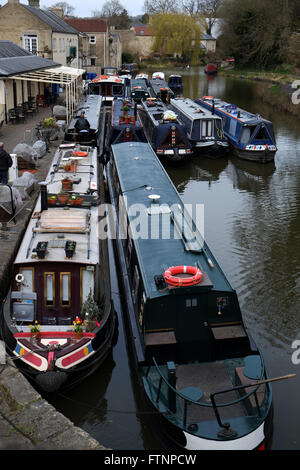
{"left": 14, "top": 332, "right": 96, "bottom": 339}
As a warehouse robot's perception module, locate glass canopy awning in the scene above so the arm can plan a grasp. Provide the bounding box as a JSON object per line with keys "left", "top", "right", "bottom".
{"left": 10, "top": 65, "right": 85, "bottom": 124}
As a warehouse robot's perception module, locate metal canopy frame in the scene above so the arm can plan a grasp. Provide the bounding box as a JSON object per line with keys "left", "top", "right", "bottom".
{"left": 10, "top": 66, "right": 85, "bottom": 124}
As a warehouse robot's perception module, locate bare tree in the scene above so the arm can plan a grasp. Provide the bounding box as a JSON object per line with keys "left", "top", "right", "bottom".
{"left": 181, "top": 0, "right": 222, "bottom": 34}
{"left": 143, "top": 0, "right": 179, "bottom": 15}
{"left": 93, "top": 0, "right": 125, "bottom": 17}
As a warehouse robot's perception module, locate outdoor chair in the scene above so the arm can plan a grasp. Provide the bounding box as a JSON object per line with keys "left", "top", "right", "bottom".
{"left": 8, "top": 109, "right": 17, "bottom": 124}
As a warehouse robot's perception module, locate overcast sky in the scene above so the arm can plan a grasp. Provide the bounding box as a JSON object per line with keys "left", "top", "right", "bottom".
{"left": 39, "top": 0, "right": 145, "bottom": 17}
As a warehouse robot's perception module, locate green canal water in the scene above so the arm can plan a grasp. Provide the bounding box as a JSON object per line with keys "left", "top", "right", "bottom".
{"left": 48, "top": 67, "right": 300, "bottom": 450}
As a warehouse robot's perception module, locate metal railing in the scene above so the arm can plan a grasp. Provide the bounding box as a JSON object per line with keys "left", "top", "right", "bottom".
{"left": 146, "top": 357, "right": 271, "bottom": 433}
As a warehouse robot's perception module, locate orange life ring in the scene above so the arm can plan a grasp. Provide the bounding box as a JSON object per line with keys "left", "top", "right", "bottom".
{"left": 203, "top": 96, "right": 214, "bottom": 99}
{"left": 163, "top": 265, "right": 203, "bottom": 287}
{"left": 71, "top": 151, "right": 88, "bottom": 157}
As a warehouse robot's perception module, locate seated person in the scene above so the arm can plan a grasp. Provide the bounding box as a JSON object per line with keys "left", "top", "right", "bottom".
{"left": 75, "top": 112, "right": 90, "bottom": 141}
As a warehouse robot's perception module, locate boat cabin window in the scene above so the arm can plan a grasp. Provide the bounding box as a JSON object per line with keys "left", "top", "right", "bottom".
{"left": 18, "top": 267, "right": 34, "bottom": 292}
{"left": 81, "top": 268, "right": 94, "bottom": 303}
{"left": 254, "top": 126, "right": 269, "bottom": 140}
{"left": 112, "top": 85, "right": 124, "bottom": 96}
{"left": 132, "top": 265, "right": 140, "bottom": 303}
{"left": 201, "top": 120, "right": 213, "bottom": 137}
{"left": 60, "top": 273, "right": 71, "bottom": 306}
{"left": 186, "top": 298, "right": 198, "bottom": 307}
{"left": 45, "top": 273, "right": 55, "bottom": 306}
{"left": 228, "top": 119, "right": 237, "bottom": 137}
{"left": 240, "top": 126, "right": 251, "bottom": 144}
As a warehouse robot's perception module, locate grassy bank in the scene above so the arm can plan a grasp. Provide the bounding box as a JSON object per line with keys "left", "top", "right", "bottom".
{"left": 221, "top": 68, "right": 300, "bottom": 118}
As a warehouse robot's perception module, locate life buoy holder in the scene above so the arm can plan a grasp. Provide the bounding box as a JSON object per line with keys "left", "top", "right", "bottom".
{"left": 163, "top": 266, "right": 203, "bottom": 287}
{"left": 71, "top": 151, "right": 88, "bottom": 157}
{"left": 15, "top": 274, "right": 24, "bottom": 283}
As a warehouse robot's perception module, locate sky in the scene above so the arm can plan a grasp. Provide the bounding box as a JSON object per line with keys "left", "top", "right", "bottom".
{"left": 39, "top": 0, "right": 145, "bottom": 17}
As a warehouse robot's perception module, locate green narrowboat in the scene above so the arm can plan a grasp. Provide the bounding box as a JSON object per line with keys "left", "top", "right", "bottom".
{"left": 106, "top": 141, "right": 273, "bottom": 450}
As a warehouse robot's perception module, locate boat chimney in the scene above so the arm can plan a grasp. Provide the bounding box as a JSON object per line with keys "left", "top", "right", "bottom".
{"left": 212, "top": 99, "right": 215, "bottom": 115}
{"left": 40, "top": 184, "right": 48, "bottom": 211}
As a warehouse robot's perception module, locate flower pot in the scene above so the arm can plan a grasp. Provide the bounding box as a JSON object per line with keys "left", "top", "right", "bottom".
{"left": 65, "top": 240, "right": 76, "bottom": 258}
{"left": 47, "top": 197, "right": 57, "bottom": 205}
{"left": 57, "top": 193, "right": 70, "bottom": 205}
{"left": 69, "top": 198, "right": 83, "bottom": 206}
{"left": 35, "top": 241, "right": 48, "bottom": 259}
{"left": 31, "top": 331, "right": 41, "bottom": 341}
{"left": 63, "top": 163, "right": 71, "bottom": 172}
{"left": 61, "top": 179, "right": 73, "bottom": 191}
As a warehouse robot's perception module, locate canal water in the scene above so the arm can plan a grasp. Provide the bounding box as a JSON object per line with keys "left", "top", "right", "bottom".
{"left": 48, "top": 67, "right": 300, "bottom": 450}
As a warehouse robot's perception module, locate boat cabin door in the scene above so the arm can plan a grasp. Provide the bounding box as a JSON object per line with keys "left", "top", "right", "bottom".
{"left": 37, "top": 269, "right": 75, "bottom": 326}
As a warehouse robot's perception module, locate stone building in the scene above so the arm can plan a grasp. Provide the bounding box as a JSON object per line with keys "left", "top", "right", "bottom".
{"left": 118, "top": 24, "right": 154, "bottom": 61}
{"left": 64, "top": 18, "right": 122, "bottom": 75}
{"left": 0, "top": 0, "right": 82, "bottom": 68}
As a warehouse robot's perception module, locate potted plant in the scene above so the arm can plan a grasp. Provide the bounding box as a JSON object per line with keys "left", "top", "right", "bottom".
{"left": 121, "top": 101, "right": 130, "bottom": 116}
{"left": 72, "top": 316, "right": 83, "bottom": 341}
{"left": 30, "top": 321, "right": 41, "bottom": 340}
{"left": 57, "top": 191, "right": 70, "bottom": 205}
{"left": 69, "top": 193, "right": 83, "bottom": 206}
{"left": 47, "top": 194, "right": 57, "bottom": 205}
{"left": 34, "top": 241, "right": 48, "bottom": 259}
{"left": 65, "top": 240, "right": 76, "bottom": 258}
{"left": 61, "top": 177, "right": 73, "bottom": 191}
{"left": 81, "top": 290, "right": 102, "bottom": 332}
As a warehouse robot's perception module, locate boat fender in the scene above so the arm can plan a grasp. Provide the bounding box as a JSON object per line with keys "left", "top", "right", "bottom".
{"left": 15, "top": 274, "right": 24, "bottom": 283}
{"left": 163, "top": 266, "right": 203, "bottom": 287}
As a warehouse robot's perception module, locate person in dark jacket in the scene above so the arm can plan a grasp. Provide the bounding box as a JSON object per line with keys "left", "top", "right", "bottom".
{"left": 74, "top": 112, "right": 90, "bottom": 142}
{"left": 0, "top": 142, "right": 12, "bottom": 185}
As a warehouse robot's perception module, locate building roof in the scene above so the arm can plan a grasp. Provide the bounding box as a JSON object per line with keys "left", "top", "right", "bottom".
{"left": 0, "top": 40, "right": 31, "bottom": 58}
{"left": 201, "top": 33, "right": 216, "bottom": 40}
{"left": 0, "top": 41, "right": 59, "bottom": 76}
{"left": 64, "top": 18, "right": 108, "bottom": 33}
{"left": 22, "top": 5, "right": 80, "bottom": 34}
{"left": 133, "top": 25, "right": 152, "bottom": 37}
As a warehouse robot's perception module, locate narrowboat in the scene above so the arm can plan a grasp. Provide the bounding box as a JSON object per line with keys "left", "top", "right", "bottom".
{"left": 195, "top": 97, "right": 277, "bottom": 162}
{"left": 0, "top": 142, "right": 116, "bottom": 393}
{"left": 169, "top": 97, "right": 229, "bottom": 156}
{"left": 204, "top": 63, "right": 217, "bottom": 75}
{"left": 106, "top": 141, "right": 274, "bottom": 450}
{"left": 88, "top": 74, "right": 126, "bottom": 105}
{"left": 152, "top": 72, "right": 165, "bottom": 80}
{"left": 130, "top": 78, "right": 151, "bottom": 102}
{"left": 137, "top": 98, "right": 192, "bottom": 163}
{"left": 109, "top": 98, "right": 147, "bottom": 145}
{"left": 168, "top": 75, "right": 183, "bottom": 94}
{"left": 149, "top": 78, "right": 174, "bottom": 104}
{"left": 64, "top": 94, "right": 103, "bottom": 147}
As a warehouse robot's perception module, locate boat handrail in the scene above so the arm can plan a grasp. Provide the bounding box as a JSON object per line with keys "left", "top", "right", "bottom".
{"left": 150, "top": 356, "right": 269, "bottom": 428}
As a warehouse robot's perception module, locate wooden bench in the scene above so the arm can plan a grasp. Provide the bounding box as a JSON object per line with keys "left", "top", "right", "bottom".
{"left": 145, "top": 330, "right": 176, "bottom": 346}
{"left": 211, "top": 324, "right": 247, "bottom": 340}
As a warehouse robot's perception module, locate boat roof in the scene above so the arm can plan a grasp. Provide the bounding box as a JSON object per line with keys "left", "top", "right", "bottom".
{"left": 131, "top": 78, "right": 149, "bottom": 90}
{"left": 111, "top": 142, "right": 233, "bottom": 300}
{"left": 150, "top": 78, "right": 174, "bottom": 97}
{"left": 170, "top": 97, "right": 222, "bottom": 121}
{"left": 140, "top": 98, "right": 177, "bottom": 125}
{"left": 66, "top": 94, "right": 102, "bottom": 132}
{"left": 199, "top": 97, "right": 272, "bottom": 125}
{"left": 14, "top": 145, "right": 100, "bottom": 266}
{"left": 93, "top": 74, "right": 124, "bottom": 84}
{"left": 111, "top": 98, "right": 143, "bottom": 128}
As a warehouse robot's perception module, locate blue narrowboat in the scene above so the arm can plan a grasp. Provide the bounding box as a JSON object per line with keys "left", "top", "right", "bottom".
{"left": 130, "top": 78, "right": 151, "bottom": 102}
{"left": 169, "top": 97, "right": 229, "bottom": 156}
{"left": 138, "top": 98, "right": 192, "bottom": 163}
{"left": 168, "top": 74, "right": 183, "bottom": 94}
{"left": 195, "top": 97, "right": 277, "bottom": 163}
{"left": 150, "top": 77, "right": 174, "bottom": 103}
{"left": 106, "top": 141, "right": 275, "bottom": 450}
{"left": 109, "top": 98, "right": 147, "bottom": 145}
